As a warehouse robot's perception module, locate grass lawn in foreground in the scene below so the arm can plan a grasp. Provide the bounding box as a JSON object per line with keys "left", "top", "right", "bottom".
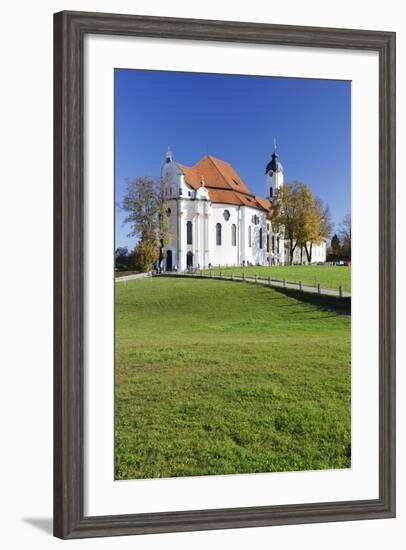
{"left": 202, "top": 265, "right": 351, "bottom": 293}
{"left": 115, "top": 277, "right": 351, "bottom": 480}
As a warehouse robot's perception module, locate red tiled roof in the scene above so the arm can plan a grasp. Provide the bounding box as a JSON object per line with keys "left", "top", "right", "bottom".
{"left": 176, "top": 155, "right": 272, "bottom": 215}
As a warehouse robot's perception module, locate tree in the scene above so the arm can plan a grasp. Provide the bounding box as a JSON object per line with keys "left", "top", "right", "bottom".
{"left": 338, "top": 212, "right": 351, "bottom": 260}
{"left": 121, "top": 175, "right": 172, "bottom": 271}
{"left": 272, "top": 181, "right": 307, "bottom": 264}
{"left": 115, "top": 246, "right": 131, "bottom": 271}
{"left": 303, "top": 199, "right": 332, "bottom": 263}
{"left": 272, "top": 181, "right": 331, "bottom": 264}
{"left": 133, "top": 239, "right": 159, "bottom": 272}
{"left": 330, "top": 234, "right": 341, "bottom": 257}
{"left": 156, "top": 178, "right": 172, "bottom": 266}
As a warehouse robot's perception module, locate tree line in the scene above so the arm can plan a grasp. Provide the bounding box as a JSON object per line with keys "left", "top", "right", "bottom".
{"left": 327, "top": 213, "right": 351, "bottom": 261}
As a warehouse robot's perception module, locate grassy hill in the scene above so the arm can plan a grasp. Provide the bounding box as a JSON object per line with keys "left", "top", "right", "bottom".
{"left": 115, "top": 277, "right": 351, "bottom": 480}
{"left": 203, "top": 265, "right": 351, "bottom": 293}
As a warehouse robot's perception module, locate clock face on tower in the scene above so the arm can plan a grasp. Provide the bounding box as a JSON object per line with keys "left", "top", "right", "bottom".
{"left": 269, "top": 171, "right": 274, "bottom": 177}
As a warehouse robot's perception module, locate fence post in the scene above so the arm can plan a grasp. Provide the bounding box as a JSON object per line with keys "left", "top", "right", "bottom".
{"left": 220, "top": 271, "right": 222, "bottom": 278}
{"left": 339, "top": 285, "right": 343, "bottom": 297}
{"left": 268, "top": 276, "right": 271, "bottom": 286}
{"left": 242, "top": 272, "right": 245, "bottom": 281}
{"left": 231, "top": 273, "right": 234, "bottom": 280}
{"left": 255, "top": 274, "right": 258, "bottom": 283}
{"left": 299, "top": 281, "right": 303, "bottom": 291}
{"left": 283, "top": 279, "right": 286, "bottom": 288}
{"left": 317, "top": 283, "right": 321, "bottom": 294}
{"left": 210, "top": 270, "right": 212, "bottom": 278}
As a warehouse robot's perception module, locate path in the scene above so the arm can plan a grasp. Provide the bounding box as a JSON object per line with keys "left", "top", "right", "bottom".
{"left": 115, "top": 272, "right": 152, "bottom": 282}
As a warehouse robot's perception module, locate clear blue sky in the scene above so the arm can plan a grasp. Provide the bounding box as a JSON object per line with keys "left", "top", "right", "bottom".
{"left": 115, "top": 69, "right": 350, "bottom": 250}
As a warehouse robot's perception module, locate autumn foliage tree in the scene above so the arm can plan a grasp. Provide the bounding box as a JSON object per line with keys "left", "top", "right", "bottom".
{"left": 133, "top": 239, "right": 159, "bottom": 272}
{"left": 272, "top": 181, "right": 332, "bottom": 264}
{"left": 121, "top": 175, "right": 172, "bottom": 272}
{"left": 302, "top": 198, "right": 332, "bottom": 263}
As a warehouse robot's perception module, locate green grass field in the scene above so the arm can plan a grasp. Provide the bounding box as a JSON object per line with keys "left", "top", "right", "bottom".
{"left": 115, "top": 277, "right": 351, "bottom": 480}
{"left": 202, "top": 265, "right": 351, "bottom": 293}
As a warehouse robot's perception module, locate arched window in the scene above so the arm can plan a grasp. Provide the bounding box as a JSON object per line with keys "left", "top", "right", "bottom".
{"left": 231, "top": 224, "right": 237, "bottom": 246}
{"left": 266, "top": 234, "right": 270, "bottom": 252}
{"left": 223, "top": 209, "right": 231, "bottom": 221}
{"left": 259, "top": 228, "right": 263, "bottom": 249}
{"left": 248, "top": 226, "right": 252, "bottom": 248}
{"left": 277, "top": 237, "right": 280, "bottom": 254}
{"left": 216, "top": 223, "right": 222, "bottom": 246}
{"left": 272, "top": 236, "right": 275, "bottom": 252}
{"left": 186, "top": 221, "right": 193, "bottom": 245}
{"left": 269, "top": 187, "right": 273, "bottom": 198}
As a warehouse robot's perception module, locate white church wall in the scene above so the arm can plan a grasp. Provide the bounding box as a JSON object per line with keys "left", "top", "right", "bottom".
{"left": 288, "top": 241, "right": 327, "bottom": 265}
{"left": 207, "top": 203, "right": 240, "bottom": 268}
{"left": 163, "top": 197, "right": 286, "bottom": 271}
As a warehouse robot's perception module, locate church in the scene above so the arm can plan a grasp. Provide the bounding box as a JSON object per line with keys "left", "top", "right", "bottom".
{"left": 161, "top": 146, "right": 326, "bottom": 271}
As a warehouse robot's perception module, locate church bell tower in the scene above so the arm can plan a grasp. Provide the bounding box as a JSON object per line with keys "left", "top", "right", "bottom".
{"left": 265, "top": 139, "right": 284, "bottom": 200}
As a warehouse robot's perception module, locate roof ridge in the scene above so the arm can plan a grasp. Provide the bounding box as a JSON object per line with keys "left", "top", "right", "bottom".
{"left": 203, "top": 155, "right": 233, "bottom": 190}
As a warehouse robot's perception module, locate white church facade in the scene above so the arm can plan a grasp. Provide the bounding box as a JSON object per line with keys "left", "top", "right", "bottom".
{"left": 161, "top": 147, "right": 326, "bottom": 271}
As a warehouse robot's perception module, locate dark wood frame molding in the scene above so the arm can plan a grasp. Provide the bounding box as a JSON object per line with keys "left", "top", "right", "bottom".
{"left": 54, "top": 10, "right": 396, "bottom": 539}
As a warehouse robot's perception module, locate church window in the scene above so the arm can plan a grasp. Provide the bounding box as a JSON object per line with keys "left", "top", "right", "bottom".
{"left": 277, "top": 237, "right": 280, "bottom": 254}
{"left": 266, "top": 234, "right": 270, "bottom": 252}
{"left": 166, "top": 208, "right": 171, "bottom": 216}
{"left": 232, "top": 224, "right": 237, "bottom": 246}
{"left": 216, "top": 223, "right": 222, "bottom": 245}
{"left": 188, "top": 191, "right": 191, "bottom": 197}
{"left": 169, "top": 187, "right": 172, "bottom": 197}
{"left": 223, "top": 210, "right": 230, "bottom": 221}
{"left": 272, "top": 236, "right": 275, "bottom": 253}
{"left": 259, "top": 228, "right": 263, "bottom": 249}
{"left": 186, "top": 221, "right": 193, "bottom": 245}
{"left": 248, "top": 226, "right": 252, "bottom": 248}
{"left": 179, "top": 188, "right": 183, "bottom": 195}
{"left": 269, "top": 187, "right": 273, "bottom": 198}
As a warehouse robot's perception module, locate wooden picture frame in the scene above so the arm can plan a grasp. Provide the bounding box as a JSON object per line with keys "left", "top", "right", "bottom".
{"left": 54, "top": 10, "right": 396, "bottom": 539}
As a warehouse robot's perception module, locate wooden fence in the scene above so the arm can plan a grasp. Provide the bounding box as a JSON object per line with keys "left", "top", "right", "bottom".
{"left": 157, "top": 269, "right": 348, "bottom": 298}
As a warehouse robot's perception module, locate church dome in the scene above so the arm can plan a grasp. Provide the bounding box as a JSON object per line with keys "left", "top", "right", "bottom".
{"left": 265, "top": 152, "right": 283, "bottom": 174}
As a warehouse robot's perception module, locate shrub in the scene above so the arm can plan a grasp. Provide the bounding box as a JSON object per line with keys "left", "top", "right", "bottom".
{"left": 133, "top": 239, "right": 159, "bottom": 272}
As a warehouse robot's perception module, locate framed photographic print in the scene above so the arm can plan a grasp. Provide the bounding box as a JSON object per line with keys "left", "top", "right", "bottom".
{"left": 54, "top": 10, "right": 396, "bottom": 539}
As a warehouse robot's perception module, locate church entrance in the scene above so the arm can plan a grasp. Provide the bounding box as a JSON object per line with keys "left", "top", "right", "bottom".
{"left": 166, "top": 250, "right": 172, "bottom": 271}
{"left": 186, "top": 251, "right": 194, "bottom": 269}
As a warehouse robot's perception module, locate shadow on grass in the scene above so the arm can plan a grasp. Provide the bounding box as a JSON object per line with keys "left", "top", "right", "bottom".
{"left": 272, "top": 286, "right": 351, "bottom": 315}
{"left": 158, "top": 274, "right": 350, "bottom": 315}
